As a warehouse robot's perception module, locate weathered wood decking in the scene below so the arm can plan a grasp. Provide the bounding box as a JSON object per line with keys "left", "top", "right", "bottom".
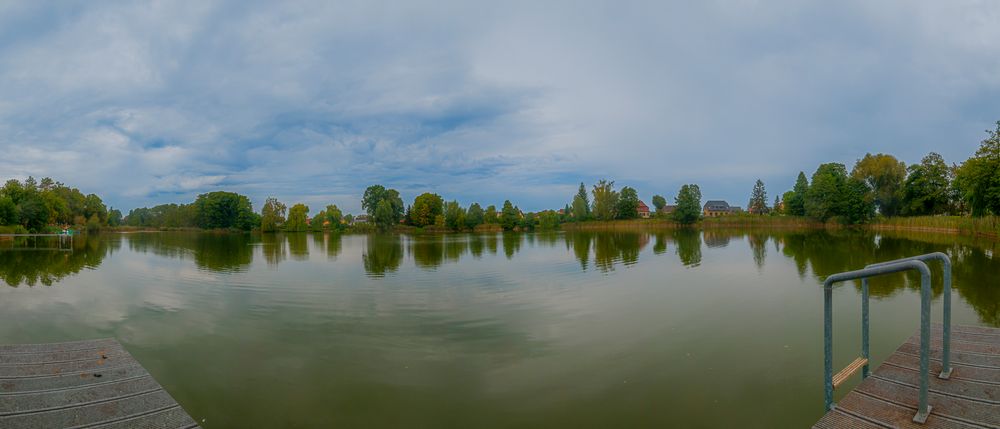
{"left": 0, "top": 338, "right": 199, "bottom": 428}
{"left": 814, "top": 324, "right": 1000, "bottom": 428}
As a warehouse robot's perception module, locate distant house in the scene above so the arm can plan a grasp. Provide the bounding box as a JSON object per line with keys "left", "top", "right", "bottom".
{"left": 353, "top": 214, "right": 369, "bottom": 224}
{"left": 661, "top": 205, "right": 678, "bottom": 215}
{"left": 637, "top": 200, "right": 651, "bottom": 218}
{"left": 703, "top": 200, "right": 732, "bottom": 217}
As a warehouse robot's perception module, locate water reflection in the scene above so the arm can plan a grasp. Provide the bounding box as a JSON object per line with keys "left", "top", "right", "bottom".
{"left": 2, "top": 230, "right": 999, "bottom": 326}
{"left": 0, "top": 234, "right": 116, "bottom": 287}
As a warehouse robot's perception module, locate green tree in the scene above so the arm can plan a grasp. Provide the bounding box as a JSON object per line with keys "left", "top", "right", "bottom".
{"left": 785, "top": 172, "right": 808, "bottom": 216}
{"left": 310, "top": 210, "right": 326, "bottom": 231}
{"left": 325, "top": 204, "right": 343, "bottom": 230}
{"left": 374, "top": 200, "right": 398, "bottom": 230}
{"left": 193, "top": 191, "right": 256, "bottom": 230}
{"left": 841, "top": 178, "right": 876, "bottom": 224}
{"left": 591, "top": 179, "right": 618, "bottom": 221}
{"left": 955, "top": 121, "right": 1000, "bottom": 216}
{"left": 902, "top": 152, "right": 952, "bottom": 216}
{"left": 772, "top": 195, "right": 782, "bottom": 215}
{"left": 651, "top": 195, "right": 667, "bottom": 214}
{"left": 466, "top": 203, "right": 484, "bottom": 229}
{"left": 520, "top": 212, "right": 536, "bottom": 230}
{"left": 444, "top": 200, "right": 466, "bottom": 231}
{"left": 260, "top": 197, "right": 287, "bottom": 232}
{"left": 285, "top": 204, "right": 309, "bottom": 232}
{"left": 411, "top": 193, "right": 444, "bottom": 227}
{"left": 537, "top": 210, "right": 560, "bottom": 230}
{"left": 748, "top": 179, "right": 768, "bottom": 214}
{"left": 500, "top": 200, "right": 519, "bottom": 231}
{"left": 672, "top": 184, "right": 702, "bottom": 225}
{"left": 574, "top": 182, "right": 590, "bottom": 219}
{"left": 0, "top": 196, "right": 17, "bottom": 225}
{"left": 616, "top": 186, "right": 639, "bottom": 219}
{"left": 83, "top": 194, "right": 108, "bottom": 223}
{"left": 484, "top": 205, "right": 498, "bottom": 224}
{"left": 107, "top": 208, "right": 123, "bottom": 226}
{"left": 805, "top": 163, "right": 849, "bottom": 221}
{"left": 851, "top": 153, "right": 906, "bottom": 216}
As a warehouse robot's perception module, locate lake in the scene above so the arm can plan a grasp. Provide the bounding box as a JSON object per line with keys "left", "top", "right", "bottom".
{"left": 1, "top": 230, "right": 997, "bottom": 428}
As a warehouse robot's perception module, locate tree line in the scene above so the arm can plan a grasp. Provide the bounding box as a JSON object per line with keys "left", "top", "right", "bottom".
{"left": 0, "top": 177, "right": 120, "bottom": 233}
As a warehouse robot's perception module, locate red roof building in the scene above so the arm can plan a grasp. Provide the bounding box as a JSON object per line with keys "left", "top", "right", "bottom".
{"left": 637, "top": 200, "right": 651, "bottom": 218}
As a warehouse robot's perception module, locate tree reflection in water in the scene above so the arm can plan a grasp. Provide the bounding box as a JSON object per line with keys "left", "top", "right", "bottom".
{"left": 0, "top": 234, "right": 116, "bottom": 287}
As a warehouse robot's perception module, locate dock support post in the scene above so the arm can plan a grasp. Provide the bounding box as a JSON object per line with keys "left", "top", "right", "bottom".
{"left": 861, "top": 278, "right": 870, "bottom": 379}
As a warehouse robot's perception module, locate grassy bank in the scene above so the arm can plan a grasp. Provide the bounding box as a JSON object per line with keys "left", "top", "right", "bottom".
{"left": 561, "top": 215, "right": 823, "bottom": 231}
{"left": 871, "top": 216, "right": 1000, "bottom": 239}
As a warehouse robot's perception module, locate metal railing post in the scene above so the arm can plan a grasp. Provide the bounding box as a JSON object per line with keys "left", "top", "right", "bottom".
{"left": 861, "top": 278, "right": 870, "bottom": 378}
{"left": 822, "top": 260, "right": 932, "bottom": 422}
{"left": 866, "top": 252, "right": 952, "bottom": 379}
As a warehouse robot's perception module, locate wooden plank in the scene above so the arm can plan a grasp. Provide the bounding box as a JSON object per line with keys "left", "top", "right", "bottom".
{"left": 0, "top": 339, "right": 198, "bottom": 429}
{"left": 815, "top": 325, "right": 1000, "bottom": 428}
{"left": 834, "top": 357, "right": 869, "bottom": 389}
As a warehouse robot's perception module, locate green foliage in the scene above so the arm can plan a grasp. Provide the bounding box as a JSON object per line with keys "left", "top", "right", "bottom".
{"left": 902, "top": 152, "right": 952, "bottom": 216}
{"left": 484, "top": 205, "right": 498, "bottom": 224}
{"left": 0, "top": 177, "right": 110, "bottom": 232}
{"left": 466, "top": 203, "right": 484, "bottom": 229}
{"left": 651, "top": 195, "right": 667, "bottom": 213}
{"left": 310, "top": 210, "right": 326, "bottom": 231}
{"left": 574, "top": 182, "right": 590, "bottom": 218}
{"left": 285, "top": 204, "right": 309, "bottom": 231}
{"left": 500, "top": 200, "right": 519, "bottom": 231}
{"left": 411, "top": 193, "right": 444, "bottom": 227}
{"left": 955, "top": 122, "right": 1000, "bottom": 216}
{"left": 0, "top": 196, "right": 17, "bottom": 225}
{"left": 672, "top": 184, "right": 702, "bottom": 225}
{"left": 537, "top": 210, "right": 560, "bottom": 230}
{"left": 590, "top": 179, "right": 618, "bottom": 221}
{"left": 616, "top": 186, "right": 639, "bottom": 219}
{"left": 444, "top": 200, "right": 466, "bottom": 231}
{"left": 325, "top": 205, "right": 343, "bottom": 230}
{"left": 85, "top": 214, "right": 102, "bottom": 233}
{"left": 805, "top": 163, "right": 849, "bottom": 221}
{"left": 363, "top": 185, "right": 404, "bottom": 229}
{"left": 520, "top": 212, "right": 536, "bottom": 230}
{"left": 748, "top": 179, "right": 768, "bottom": 214}
{"left": 785, "top": 172, "right": 808, "bottom": 216}
{"left": 107, "top": 209, "right": 123, "bottom": 226}
{"left": 841, "top": 178, "right": 876, "bottom": 224}
{"left": 193, "top": 191, "right": 256, "bottom": 230}
{"left": 260, "top": 197, "right": 287, "bottom": 232}
{"left": 851, "top": 153, "right": 906, "bottom": 216}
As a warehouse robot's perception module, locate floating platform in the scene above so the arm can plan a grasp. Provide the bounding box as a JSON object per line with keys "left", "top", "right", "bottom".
{"left": 0, "top": 338, "right": 199, "bottom": 428}
{"left": 814, "top": 324, "right": 1000, "bottom": 428}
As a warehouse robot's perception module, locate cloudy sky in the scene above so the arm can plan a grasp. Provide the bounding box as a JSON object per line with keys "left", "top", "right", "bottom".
{"left": 1, "top": 1, "right": 998, "bottom": 214}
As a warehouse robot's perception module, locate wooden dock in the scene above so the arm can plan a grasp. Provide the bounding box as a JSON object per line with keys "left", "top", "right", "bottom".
{"left": 814, "top": 324, "right": 1000, "bottom": 428}
{"left": 0, "top": 338, "right": 199, "bottom": 428}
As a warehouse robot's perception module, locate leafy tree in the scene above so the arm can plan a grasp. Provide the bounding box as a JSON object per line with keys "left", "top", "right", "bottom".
{"left": 772, "top": 195, "right": 782, "bottom": 215}
{"left": 616, "top": 186, "right": 640, "bottom": 219}
{"left": 85, "top": 214, "right": 102, "bottom": 233}
{"left": 107, "top": 208, "right": 123, "bottom": 226}
{"left": 285, "top": 204, "right": 309, "bottom": 232}
{"left": 571, "top": 195, "right": 589, "bottom": 221}
{"left": 83, "top": 194, "right": 107, "bottom": 223}
{"left": 0, "top": 196, "right": 16, "bottom": 225}
{"left": 851, "top": 153, "right": 906, "bottom": 216}
{"left": 651, "top": 195, "right": 667, "bottom": 214}
{"left": 344, "top": 213, "right": 354, "bottom": 224}
{"left": 466, "top": 203, "right": 484, "bottom": 229}
{"left": 672, "top": 184, "right": 702, "bottom": 225}
{"left": 785, "top": 172, "right": 808, "bottom": 216}
{"left": 325, "top": 205, "right": 343, "bottom": 230}
{"left": 193, "top": 191, "right": 255, "bottom": 230}
{"left": 444, "top": 200, "right": 466, "bottom": 231}
{"left": 260, "top": 197, "right": 287, "bottom": 232}
{"left": 841, "top": 178, "right": 876, "bottom": 224}
{"left": 411, "top": 193, "right": 444, "bottom": 227}
{"left": 520, "top": 212, "right": 536, "bottom": 230}
{"left": 902, "top": 152, "right": 952, "bottom": 216}
{"left": 373, "top": 200, "right": 398, "bottom": 230}
{"left": 590, "top": 179, "right": 618, "bottom": 221}
{"left": 805, "top": 163, "right": 849, "bottom": 221}
{"left": 748, "top": 179, "right": 768, "bottom": 214}
{"left": 311, "top": 210, "right": 326, "bottom": 231}
{"left": 362, "top": 185, "right": 404, "bottom": 229}
{"left": 537, "top": 210, "right": 560, "bottom": 230}
{"left": 500, "top": 200, "right": 519, "bottom": 231}
{"left": 955, "top": 121, "right": 1000, "bottom": 216}
{"left": 484, "top": 205, "right": 498, "bottom": 224}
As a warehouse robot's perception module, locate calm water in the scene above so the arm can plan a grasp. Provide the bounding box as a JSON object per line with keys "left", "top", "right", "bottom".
{"left": 1, "top": 230, "right": 998, "bottom": 428}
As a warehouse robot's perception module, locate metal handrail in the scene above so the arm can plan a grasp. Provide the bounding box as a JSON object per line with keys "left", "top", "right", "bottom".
{"left": 823, "top": 260, "right": 934, "bottom": 424}
{"left": 866, "top": 252, "right": 952, "bottom": 379}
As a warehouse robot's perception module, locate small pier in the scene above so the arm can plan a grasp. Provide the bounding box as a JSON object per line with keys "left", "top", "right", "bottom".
{"left": 0, "top": 338, "right": 199, "bottom": 428}
{"left": 814, "top": 324, "right": 1000, "bottom": 428}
